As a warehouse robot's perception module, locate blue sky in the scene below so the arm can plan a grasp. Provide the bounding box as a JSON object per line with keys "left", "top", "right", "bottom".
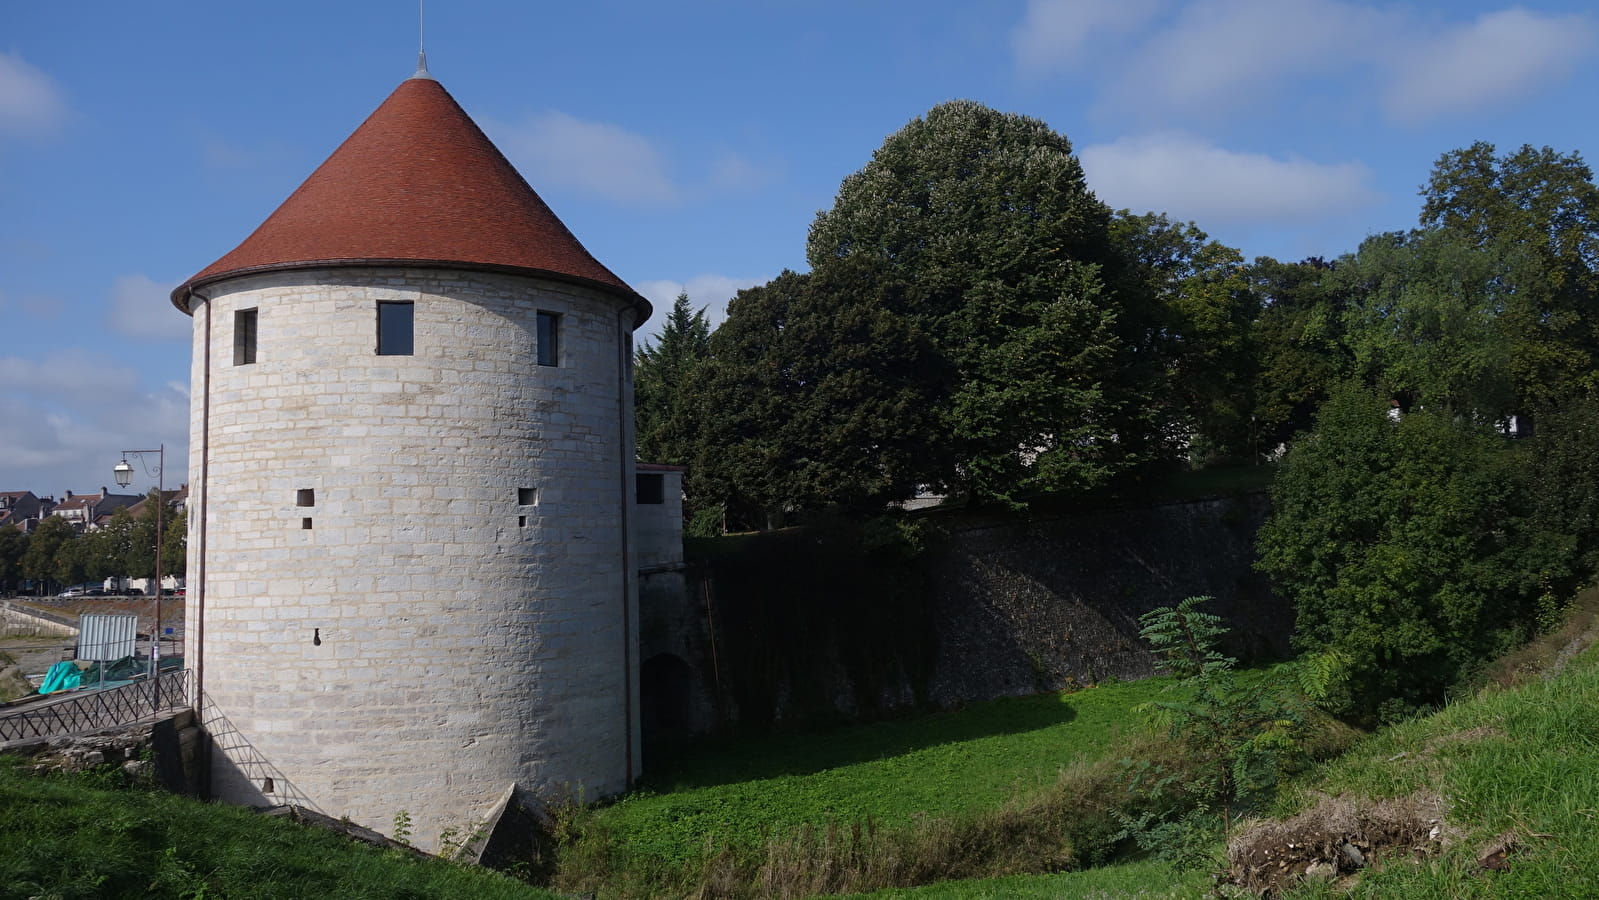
{"left": 3, "top": 0, "right": 1597, "bottom": 496}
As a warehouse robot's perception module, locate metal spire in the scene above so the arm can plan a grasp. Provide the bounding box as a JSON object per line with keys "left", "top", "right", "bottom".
{"left": 411, "top": 0, "right": 434, "bottom": 80}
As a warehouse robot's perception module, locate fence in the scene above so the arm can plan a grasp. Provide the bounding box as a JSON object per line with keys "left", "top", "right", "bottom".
{"left": 0, "top": 669, "right": 191, "bottom": 744}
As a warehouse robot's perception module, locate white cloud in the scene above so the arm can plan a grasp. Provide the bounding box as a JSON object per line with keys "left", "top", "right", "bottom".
{"left": 107, "top": 275, "right": 191, "bottom": 341}
{"left": 634, "top": 274, "right": 768, "bottom": 342}
{"left": 1112, "top": 0, "right": 1393, "bottom": 115}
{"left": 1384, "top": 8, "right": 1598, "bottom": 122}
{"left": 491, "top": 110, "right": 681, "bottom": 207}
{"left": 1079, "top": 133, "right": 1380, "bottom": 225}
{"left": 0, "top": 349, "right": 189, "bottom": 496}
{"left": 707, "top": 151, "right": 772, "bottom": 192}
{"left": 0, "top": 51, "right": 67, "bottom": 138}
{"left": 1017, "top": 1, "right": 1594, "bottom": 125}
{"left": 1011, "top": 0, "right": 1169, "bottom": 76}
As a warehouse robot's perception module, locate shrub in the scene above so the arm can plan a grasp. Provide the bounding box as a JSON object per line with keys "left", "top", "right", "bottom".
{"left": 1256, "top": 386, "right": 1565, "bottom": 722}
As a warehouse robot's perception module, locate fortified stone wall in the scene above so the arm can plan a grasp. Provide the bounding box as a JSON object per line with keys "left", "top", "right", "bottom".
{"left": 187, "top": 266, "right": 640, "bottom": 849}
{"left": 640, "top": 492, "right": 1287, "bottom": 737}
{"left": 923, "top": 492, "right": 1285, "bottom": 704}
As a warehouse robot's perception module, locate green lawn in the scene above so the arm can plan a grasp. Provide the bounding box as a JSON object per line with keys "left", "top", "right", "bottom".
{"left": 598, "top": 677, "right": 1174, "bottom": 867}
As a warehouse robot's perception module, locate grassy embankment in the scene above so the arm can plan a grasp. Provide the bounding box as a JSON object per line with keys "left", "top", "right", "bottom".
{"left": 1255, "top": 619, "right": 1599, "bottom": 897}
{"left": 0, "top": 759, "right": 559, "bottom": 900}
{"left": 10, "top": 631, "right": 1598, "bottom": 898}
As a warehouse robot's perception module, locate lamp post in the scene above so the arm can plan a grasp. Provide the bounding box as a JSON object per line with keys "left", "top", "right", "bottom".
{"left": 114, "top": 445, "right": 164, "bottom": 707}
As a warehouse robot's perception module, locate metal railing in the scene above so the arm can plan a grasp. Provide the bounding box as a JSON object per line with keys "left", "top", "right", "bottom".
{"left": 0, "top": 669, "right": 191, "bottom": 744}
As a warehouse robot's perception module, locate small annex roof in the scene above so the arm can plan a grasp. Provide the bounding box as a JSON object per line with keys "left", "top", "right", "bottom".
{"left": 171, "top": 73, "right": 651, "bottom": 328}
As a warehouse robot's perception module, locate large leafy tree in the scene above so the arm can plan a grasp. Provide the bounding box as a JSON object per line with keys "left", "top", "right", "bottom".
{"left": 1248, "top": 256, "right": 1353, "bottom": 450}
{"left": 1421, "top": 142, "right": 1599, "bottom": 408}
{"left": 804, "top": 100, "right": 1166, "bottom": 504}
{"left": 1334, "top": 229, "right": 1516, "bottom": 420}
{"left": 1256, "top": 385, "right": 1563, "bottom": 722}
{"left": 76, "top": 507, "right": 132, "bottom": 581}
{"left": 689, "top": 262, "right": 944, "bottom": 528}
{"left": 21, "top": 516, "right": 76, "bottom": 591}
{"left": 164, "top": 509, "right": 187, "bottom": 580}
{"left": 1530, "top": 397, "right": 1599, "bottom": 585}
{"left": 0, "top": 527, "right": 27, "bottom": 593}
{"left": 635, "top": 292, "right": 712, "bottom": 466}
{"left": 1111, "top": 211, "right": 1256, "bottom": 463}
{"left": 126, "top": 489, "right": 175, "bottom": 581}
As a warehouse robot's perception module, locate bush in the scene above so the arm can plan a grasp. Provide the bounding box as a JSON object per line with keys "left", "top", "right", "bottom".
{"left": 1257, "top": 386, "right": 1566, "bottom": 722}
{"left": 1531, "top": 397, "right": 1599, "bottom": 585}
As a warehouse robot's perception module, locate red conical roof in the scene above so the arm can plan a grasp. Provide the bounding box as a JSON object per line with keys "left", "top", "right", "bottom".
{"left": 172, "top": 75, "right": 650, "bottom": 326}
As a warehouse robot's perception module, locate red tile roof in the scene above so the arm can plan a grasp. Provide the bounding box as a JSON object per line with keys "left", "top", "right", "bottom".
{"left": 171, "top": 75, "right": 650, "bottom": 327}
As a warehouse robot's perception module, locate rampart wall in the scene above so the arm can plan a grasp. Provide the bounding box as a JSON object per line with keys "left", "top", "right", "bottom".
{"left": 639, "top": 492, "right": 1286, "bottom": 738}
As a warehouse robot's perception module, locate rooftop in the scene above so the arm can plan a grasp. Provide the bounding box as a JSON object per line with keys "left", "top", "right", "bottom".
{"left": 171, "top": 74, "right": 650, "bottom": 327}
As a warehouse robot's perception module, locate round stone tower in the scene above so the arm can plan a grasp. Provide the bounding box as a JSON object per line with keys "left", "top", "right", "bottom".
{"left": 171, "top": 65, "right": 649, "bottom": 848}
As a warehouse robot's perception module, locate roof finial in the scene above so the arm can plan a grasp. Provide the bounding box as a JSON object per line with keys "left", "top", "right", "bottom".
{"left": 411, "top": 0, "right": 434, "bottom": 80}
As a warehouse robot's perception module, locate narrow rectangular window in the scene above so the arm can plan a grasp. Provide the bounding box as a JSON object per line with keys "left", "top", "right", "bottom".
{"left": 377, "top": 302, "right": 414, "bottom": 356}
{"left": 636, "top": 473, "right": 665, "bottom": 505}
{"left": 301, "top": 517, "right": 313, "bottom": 530}
{"left": 234, "top": 309, "right": 258, "bottom": 366}
{"left": 536, "top": 311, "right": 560, "bottom": 367}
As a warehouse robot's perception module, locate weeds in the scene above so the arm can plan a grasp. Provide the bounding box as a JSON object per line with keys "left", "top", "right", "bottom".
{"left": 391, "top": 809, "right": 413, "bottom": 845}
{"left": 1116, "top": 597, "right": 1339, "bottom": 863}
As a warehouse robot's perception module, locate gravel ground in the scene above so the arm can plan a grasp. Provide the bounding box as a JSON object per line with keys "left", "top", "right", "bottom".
{"left": 3, "top": 594, "right": 184, "bottom": 681}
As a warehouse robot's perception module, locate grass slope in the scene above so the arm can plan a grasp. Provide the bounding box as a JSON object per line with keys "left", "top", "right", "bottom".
{"left": 1268, "top": 643, "right": 1599, "bottom": 897}
{"left": 603, "top": 678, "right": 1175, "bottom": 867}
{"left": 0, "top": 759, "right": 557, "bottom": 900}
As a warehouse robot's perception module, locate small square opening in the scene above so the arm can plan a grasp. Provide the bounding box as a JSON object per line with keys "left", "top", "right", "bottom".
{"left": 296, "top": 488, "right": 315, "bottom": 507}
{"left": 301, "top": 517, "right": 313, "bottom": 530}
{"left": 517, "top": 487, "right": 536, "bottom": 505}
{"left": 636, "top": 473, "right": 665, "bottom": 505}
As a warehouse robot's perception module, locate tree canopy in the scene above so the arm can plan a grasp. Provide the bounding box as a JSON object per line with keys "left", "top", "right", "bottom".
{"left": 677, "top": 100, "right": 1174, "bottom": 524}
{"left": 1420, "top": 142, "right": 1599, "bottom": 407}
{"left": 635, "top": 292, "right": 712, "bottom": 467}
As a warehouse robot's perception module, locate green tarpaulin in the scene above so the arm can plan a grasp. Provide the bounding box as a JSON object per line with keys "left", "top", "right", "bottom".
{"left": 37, "top": 660, "right": 81, "bottom": 695}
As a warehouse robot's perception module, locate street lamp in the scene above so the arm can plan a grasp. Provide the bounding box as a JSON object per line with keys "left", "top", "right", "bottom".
{"left": 114, "top": 445, "right": 164, "bottom": 707}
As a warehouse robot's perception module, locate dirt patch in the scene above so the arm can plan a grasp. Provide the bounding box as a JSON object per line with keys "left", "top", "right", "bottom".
{"left": 1224, "top": 792, "right": 1451, "bottom": 896}
{"left": 0, "top": 635, "right": 75, "bottom": 684}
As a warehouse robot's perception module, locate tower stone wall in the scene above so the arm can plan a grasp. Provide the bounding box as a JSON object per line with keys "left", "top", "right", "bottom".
{"left": 185, "top": 266, "right": 641, "bottom": 846}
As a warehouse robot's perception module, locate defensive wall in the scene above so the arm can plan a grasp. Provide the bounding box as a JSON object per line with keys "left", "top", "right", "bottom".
{"left": 638, "top": 491, "right": 1286, "bottom": 739}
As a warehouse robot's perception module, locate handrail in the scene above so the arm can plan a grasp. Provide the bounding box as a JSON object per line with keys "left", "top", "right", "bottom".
{"left": 0, "top": 670, "right": 192, "bottom": 744}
